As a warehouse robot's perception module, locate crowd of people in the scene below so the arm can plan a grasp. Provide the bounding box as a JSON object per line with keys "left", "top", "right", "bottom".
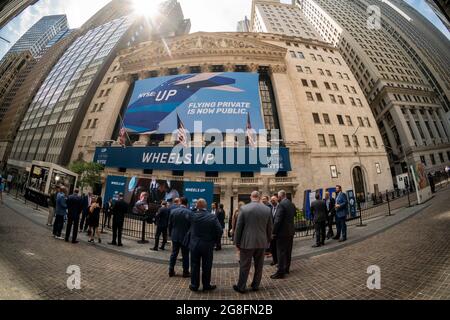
{"left": 46, "top": 183, "right": 351, "bottom": 294}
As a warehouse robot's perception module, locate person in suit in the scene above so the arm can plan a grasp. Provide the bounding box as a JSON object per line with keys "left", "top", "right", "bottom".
{"left": 152, "top": 201, "right": 170, "bottom": 251}
{"left": 47, "top": 186, "right": 59, "bottom": 226}
{"left": 271, "top": 190, "right": 296, "bottom": 279}
{"left": 215, "top": 203, "right": 226, "bottom": 251}
{"left": 324, "top": 191, "right": 336, "bottom": 239}
{"left": 233, "top": 191, "right": 273, "bottom": 294}
{"left": 188, "top": 199, "right": 223, "bottom": 292}
{"left": 53, "top": 186, "right": 68, "bottom": 239}
{"left": 109, "top": 193, "right": 128, "bottom": 247}
{"left": 333, "top": 185, "right": 348, "bottom": 242}
{"left": 310, "top": 191, "right": 328, "bottom": 248}
{"left": 80, "top": 192, "right": 92, "bottom": 233}
{"left": 168, "top": 197, "right": 193, "bottom": 278}
{"left": 65, "top": 188, "right": 83, "bottom": 244}
{"left": 269, "top": 196, "right": 279, "bottom": 266}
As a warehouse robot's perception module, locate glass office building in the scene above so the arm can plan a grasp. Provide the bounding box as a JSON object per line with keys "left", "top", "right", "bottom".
{"left": 10, "top": 16, "right": 133, "bottom": 167}
{"left": 7, "top": 14, "right": 69, "bottom": 58}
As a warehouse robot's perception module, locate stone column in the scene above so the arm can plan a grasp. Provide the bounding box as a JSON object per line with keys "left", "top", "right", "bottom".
{"left": 389, "top": 105, "right": 415, "bottom": 148}
{"left": 382, "top": 119, "right": 399, "bottom": 151}
{"left": 437, "top": 108, "right": 450, "bottom": 139}
{"left": 416, "top": 110, "right": 433, "bottom": 146}
{"left": 433, "top": 110, "right": 449, "bottom": 143}
{"left": 406, "top": 108, "right": 423, "bottom": 146}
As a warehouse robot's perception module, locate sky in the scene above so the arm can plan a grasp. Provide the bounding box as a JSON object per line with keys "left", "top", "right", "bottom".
{"left": 0, "top": 0, "right": 449, "bottom": 59}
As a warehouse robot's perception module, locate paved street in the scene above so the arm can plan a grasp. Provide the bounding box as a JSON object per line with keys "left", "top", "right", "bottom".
{"left": 0, "top": 187, "right": 449, "bottom": 300}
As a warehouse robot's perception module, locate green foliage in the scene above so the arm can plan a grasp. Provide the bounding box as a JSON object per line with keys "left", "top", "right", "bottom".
{"left": 69, "top": 161, "right": 104, "bottom": 189}
{"left": 296, "top": 208, "right": 305, "bottom": 221}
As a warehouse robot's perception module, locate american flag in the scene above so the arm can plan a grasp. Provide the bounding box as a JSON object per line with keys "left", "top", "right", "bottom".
{"left": 119, "top": 127, "right": 126, "bottom": 146}
{"left": 246, "top": 113, "right": 257, "bottom": 148}
{"left": 177, "top": 113, "right": 188, "bottom": 147}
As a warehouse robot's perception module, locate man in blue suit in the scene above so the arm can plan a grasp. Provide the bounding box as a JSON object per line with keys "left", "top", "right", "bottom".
{"left": 333, "top": 185, "right": 348, "bottom": 242}
{"left": 168, "top": 197, "right": 193, "bottom": 278}
{"left": 188, "top": 199, "right": 223, "bottom": 292}
{"left": 65, "top": 189, "right": 83, "bottom": 243}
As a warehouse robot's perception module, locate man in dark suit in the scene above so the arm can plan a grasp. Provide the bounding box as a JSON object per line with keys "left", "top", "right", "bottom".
{"left": 215, "top": 203, "right": 226, "bottom": 251}
{"left": 168, "top": 197, "right": 193, "bottom": 278}
{"left": 324, "top": 191, "right": 336, "bottom": 239}
{"left": 109, "top": 193, "right": 128, "bottom": 247}
{"left": 233, "top": 191, "right": 272, "bottom": 294}
{"left": 65, "top": 189, "right": 83, "bottom": 243}
{"left": 189, "top": 199, "right": 223, "bottom": 292}
{"left": 269, "top": 196, "right": 279, "bottom": 266}
{"left": 271, "top": 190, "right": 296, "bottom": 279}
{"left": 152, "top": 201, "right": 170, "bottom": 251}
{"left": 310, "top": 191, "right": 328, "bottom": 247}
{"left": 79, "top": 192, "right": 92, "bottom": 232}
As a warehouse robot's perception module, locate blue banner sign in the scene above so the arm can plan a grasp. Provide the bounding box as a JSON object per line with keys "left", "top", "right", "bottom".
{"left": 103, "top": 175, "right": 127, "bottom": 203}
{"left": 183, "top": 181, "right": 214, "bottom": 210}
{"left": 94, "top": 146, "right": 291, "bottom": 172}
{"left": 123, "top": 72, "right": 264, "bottom": 134}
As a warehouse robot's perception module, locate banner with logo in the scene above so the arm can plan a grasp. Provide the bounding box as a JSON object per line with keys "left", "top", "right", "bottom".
{"left": 123, "top": 72, "right": 264, "bottom": 134}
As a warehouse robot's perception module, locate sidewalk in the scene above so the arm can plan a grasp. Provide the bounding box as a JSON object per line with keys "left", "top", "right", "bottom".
{"left": 2, "top": 191, "right": 433, "bottom": 267}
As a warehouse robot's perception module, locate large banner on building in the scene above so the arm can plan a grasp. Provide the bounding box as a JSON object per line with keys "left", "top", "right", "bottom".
{"left": 123, "top": 72, "right": 264, "bottom": 134}
{"left": 94, "top": 146, "right": 291, "bottom": 172}
{"left": 103, "top": 175, "right": 214, "bottom": 211}
{"left": 410, "top": 162, "right": 432, "bottom": 204}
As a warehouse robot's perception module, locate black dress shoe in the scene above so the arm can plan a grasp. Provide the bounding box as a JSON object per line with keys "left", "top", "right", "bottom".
{"left": 312, "top": 244, "right": 321, "bottom": 248}
{"left": 251, "top": 287, "right": 259, "bottom": 292}
{"left": 233, "top": 285, "right": 246, "bottom": 294}
{"left": 182, "top": 272, "right": 191, "bottom": 278}
{"left": 108, "top": 242, "right": 117, "bottom": 246}
{"left": 339, "top": 238, "right": 347, "bottom": 242}
{"left": 118, "top": 243, "right": 123, "bottom": 247}
{"left": 169, "top": 270, "right": 175, "bottom": 277}
{"left": 159, "top": 247, "right": 165, "bottom": 251}
{"left": 151, "top": 247, "right": 158, "bottom": 251}
{"left": 72, "top": 240, "right": 79, "bottom": 244}
{"left": 203, "top": 285, "right": 217, "bottom": 291}
{"left": 270, "top": 273, "right": 285, "bottom": 279}
{"left": 189, "top": 285, "right": 199, "bottom": 292}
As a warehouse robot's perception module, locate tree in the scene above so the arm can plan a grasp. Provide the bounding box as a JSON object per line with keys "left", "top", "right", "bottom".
{"left": 69, "top": 161, "right": 104, "bottom": 190}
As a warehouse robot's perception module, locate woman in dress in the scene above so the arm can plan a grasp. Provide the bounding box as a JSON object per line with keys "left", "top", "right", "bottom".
{"left": 88, "top": 196, "right": 102, "bottom": 243}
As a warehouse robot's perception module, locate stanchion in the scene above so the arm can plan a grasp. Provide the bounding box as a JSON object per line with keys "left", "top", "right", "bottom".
{"left": 406, "top": 186, "right": 411, "bottom": 207}
{"left": 386, "top": 190, "right": 393, "bottom": 216}
{"left": 137, "top": 215, "right": 149, "bottom": 244}
{"left": 356, "top": 200, "right": 366, "bottom": 227}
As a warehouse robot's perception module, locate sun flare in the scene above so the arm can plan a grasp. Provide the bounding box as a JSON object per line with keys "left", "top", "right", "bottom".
{"left": 132, "top": 0, "right": 161, "bottom": 17}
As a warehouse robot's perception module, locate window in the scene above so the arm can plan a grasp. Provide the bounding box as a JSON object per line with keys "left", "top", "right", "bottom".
{"left": 91, "top": 104, "right": 98, "bottom": 113}
{"left": 430, "top": 154, "right": 436, "bottom": 165}
{"left": 298, "top": 51, "right": 305, "bottom": 59}
{"left": 372, "top": 136, "right": 378, "bottom": 148}
{"left": 318, "top": 68, "right": 324, "bottom": 75}
{"left": 349, "top": 97, "right": 356, "bottom": 106}
{"left": 91, "top": 119, "right": 98, "bottom": 129}
{"left": 358, "top": 117, "right": 364, "bottom": 127}
{"left": 439, "top": 153, "right": 444, "bottom": 163}
{"left": 324, "top": 82, "right": 331, "bottom": 90}
{"left": 364, "top": 136, "right": 371, "bottom": 147}
{"left": 323, "top": 113, "right": 331, "bottom": 124}
{"left": 306, "top": 92, "right": 314, "bottom": 101}
{"left": 352, "top": 135, "right": 359, "bottom": 147}
{"left": 346, "top": 116, "right": 353, "bottom": 126}
{"left": 420, "top": 156, "right": 427, "bottom": 166}
{"left": 338, "top": 96, "right": 345, "bottom": 104}
{"left": 343, "top": 135, "right": 351, "bottom": 147}
{"left": 313, "top": 113, "right": 321, "bottom": 124}
{"left": 337, "top": 115, "right": 344, "bottom": 125}
{"left": 305, "top": 67, "right": 312, "bottom": 74}
{"left": 332, "top": 83, "right": 339, "bottom": 91}
{"left": 316, "top": 93, "right": 323, "bottom": 102}
{"left": 105, "top": 88, "right": 111, "bottom": 97}
{"left": 98, "top": 90, "right": 104, "bottom": 98}
{"left": 296, "top": 65, "right": 303, "bottom": 73}
{"left": 311, "top": 80, "right": 318, "bottom": 88}
{"left": 326, "top": 70, "right": 332, "bottom": 77}
{"left": 329, "top": 94, "right": 337, "bottom": 104}
{"left": 310, "top": 53, "right": 317, "bottom": 61}
{"left": 365, "top": 117, "right": 371, "bottom": 127}
{"left": 290, "top": 51, "right": 296, "bottom": 58}
{"left": 301, "top": 79, "right": 309, "bottom": 87}
{"left": 329, "top": 134, "right": 337, "bottom": 147}
{"left": 318, "top": 134, "right": 327, "bottom": 147}
{"left": 85, "top": 119, "right": 91, "bottom": 129}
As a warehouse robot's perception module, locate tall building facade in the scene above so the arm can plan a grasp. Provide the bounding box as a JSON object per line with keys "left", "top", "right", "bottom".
{"left": 7, "top": 14, "right": 69, "bottom": 58}
{"left": 0, "top": 0, "right": 38, "bottom": 29}
{"left": 8, "top": 0, "right": 191, "bottom": 171}
{"left": 237, "top": 16, "right": 251, "bottom": 32}
{"left": 296, "top": 0, "right": 450, "bottom": 177}
{"left": 426, "top": 0, "right": 450, "bottom": 31}
{"left": 78, "top": 31, "right": 392, "bottom": 209}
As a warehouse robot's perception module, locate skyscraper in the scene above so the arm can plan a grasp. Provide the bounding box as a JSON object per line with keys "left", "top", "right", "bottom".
{"left": 426, "top": 0, "right": 450, "bottom": 31}
{"left": 7, "top": 14, "right": 69, "bottom": 58}
{"left": 0, "top": 0, "right": 38, "bottom": 29}
{"left": 237, "top": 16, "right": 251, "bottom": 32}
{"left": 296, "top": 0, "right": 450, "bottom": 176}
{"left": 7, "top": 0, "right": 191, "bottom": 170}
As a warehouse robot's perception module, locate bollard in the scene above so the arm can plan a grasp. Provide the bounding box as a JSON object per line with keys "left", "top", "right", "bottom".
{"left": 386, "top": 190, "right": 392, "bottom": 216}
{"left": 137, "top": 215, "right": 149, "bottom": 244}
{"left": 406, "top": 187, "right": 411, "bottom": 207}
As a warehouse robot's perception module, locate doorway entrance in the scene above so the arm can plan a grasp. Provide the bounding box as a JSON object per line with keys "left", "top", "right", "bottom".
{"left": 352, "top": 166, "right": 366, "bottom": 202}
